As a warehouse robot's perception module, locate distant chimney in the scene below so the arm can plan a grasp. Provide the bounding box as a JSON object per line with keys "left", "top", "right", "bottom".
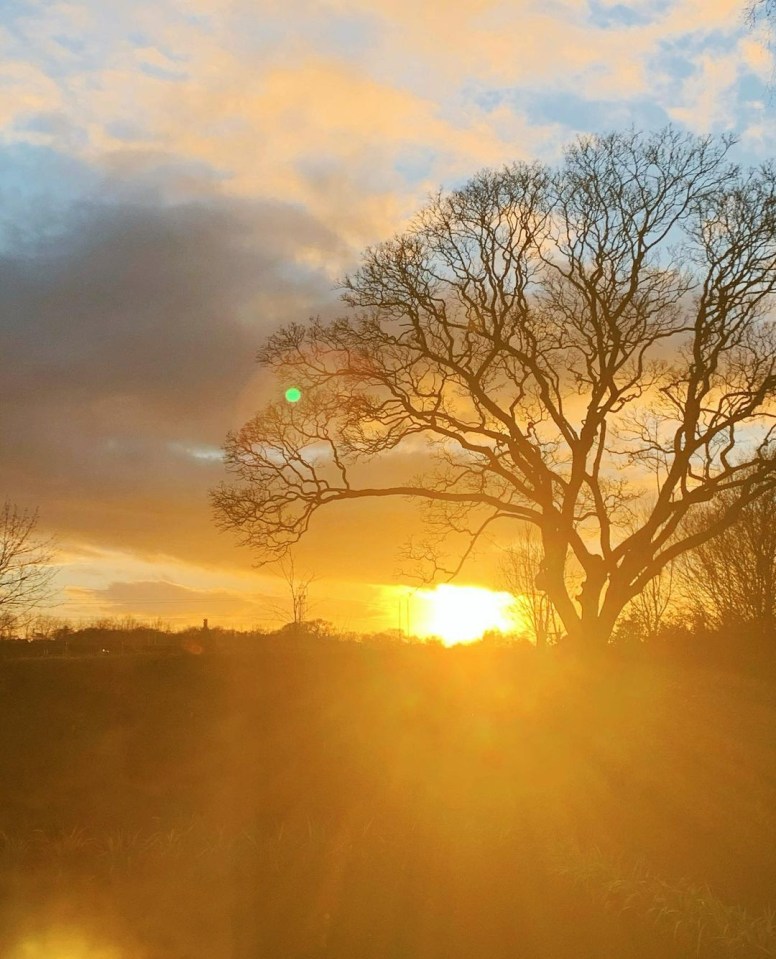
{"left": 203, "top": 618, "right": 209, "bottom": 631}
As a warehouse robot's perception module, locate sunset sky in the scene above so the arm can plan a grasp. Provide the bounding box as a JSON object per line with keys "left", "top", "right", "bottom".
{"left": 1, "top": 0, "right": 773, "bottom": 633}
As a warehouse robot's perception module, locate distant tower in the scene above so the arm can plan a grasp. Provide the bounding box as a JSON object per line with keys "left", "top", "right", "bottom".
{"left": 202, "top": 618, "right": 209, "bottom": 632}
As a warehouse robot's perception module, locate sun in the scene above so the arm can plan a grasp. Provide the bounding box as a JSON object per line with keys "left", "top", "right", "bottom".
{"left": 411, "top": 584, "right": 517, "bottom": 646}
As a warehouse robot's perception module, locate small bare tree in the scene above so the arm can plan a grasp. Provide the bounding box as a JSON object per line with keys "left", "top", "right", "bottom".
{"left": 214, "top": 128, "right": 776, "bottom": 649}
{"left": 0, "top": 502, "right": 56, "bottom": 634}
{"left": 678, "top": 486, "right": 776, "bottom": 637}
{"left": 500, "top": 526, "right": 561, "bottom": 650}
{"left": 626, "top": 561, "right": 676, "bottom": 641}
{"left": 270, "top": 554, "right": 317, "bottom": 628}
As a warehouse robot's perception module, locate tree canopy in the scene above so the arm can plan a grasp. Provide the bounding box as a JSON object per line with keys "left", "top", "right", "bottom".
{"left": 213, "top": 128, "right": 776, "bottom": 647}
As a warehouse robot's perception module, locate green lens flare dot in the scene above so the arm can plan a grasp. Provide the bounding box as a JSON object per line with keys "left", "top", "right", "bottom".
{"left": 285, "top": 387, "right": 302, "bottom": 403}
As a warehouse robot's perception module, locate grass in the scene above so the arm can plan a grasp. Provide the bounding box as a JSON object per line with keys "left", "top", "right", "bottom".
{"left": 0, "top": 641, "right": 775, "bottom": 957}
{"left": 552, "top": 842, "right": 776, "bottom": 957}
{"left": 2, "top": 817, "right": 775, "bottom": 958}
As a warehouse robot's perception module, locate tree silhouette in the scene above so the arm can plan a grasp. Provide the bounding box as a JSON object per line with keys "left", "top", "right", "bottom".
{"left": 626, "top": 560, "right": 676, "bottom": 642}
{"left": 679, "top": 485, "right": 776, "bottom": 639}
{"left": 0, "top": 502, "right": 55, "bottom": 634}
{"left": 213, "top": 128, "right": 776, "bottom": 648}
{"left": 500, "top": 525, "right": 561, "bottom": 650}
{"left": 270, "top": 554, "right": 317, "bottom": 629}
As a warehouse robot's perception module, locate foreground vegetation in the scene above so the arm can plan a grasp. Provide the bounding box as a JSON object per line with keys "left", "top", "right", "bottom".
{"left": 1, "top": 640, "right": 775, "bottom": 957}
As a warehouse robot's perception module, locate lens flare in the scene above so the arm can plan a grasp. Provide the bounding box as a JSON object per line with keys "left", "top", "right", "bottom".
{"left": 10, "top": 928, "right": 121, "bottom": 959}
{"left": 285, "top": 387, "right": 302, "bottom": 403}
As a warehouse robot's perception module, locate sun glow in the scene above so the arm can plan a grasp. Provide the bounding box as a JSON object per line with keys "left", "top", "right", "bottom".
{"left": 411, "top": 584, "right": 518, "bottom": 646}
{"left": 10, "top": 928, "right": 121, "bottom": 959}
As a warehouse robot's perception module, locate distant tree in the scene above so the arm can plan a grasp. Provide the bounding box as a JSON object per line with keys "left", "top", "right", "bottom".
{"left": 214, "top": 128, "right": 776, "bottom": 650}
{"left": 270, "top": 554, "right": 317, "bottom": 630}
{"left": 360, "top": 628, "right": 407, "bottom": 648}
{"left": 678, "top": 485, "right": 776, "bottom": 639}
{"left": 500, "top": 525, "right": 562, "bottom": 650}
{"left": 626, "top": 560, "right": 676, "bottom": 641}
{"left": 0, "top": 502, "right": 55, "bottom": 634}
{"left": 277, "top": 617, "right": 334, "bottom": 640}
{"left": 23, "top": 614, "right": 69, "bottom": 640}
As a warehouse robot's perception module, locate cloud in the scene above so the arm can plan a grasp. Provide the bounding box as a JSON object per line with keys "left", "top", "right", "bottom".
{"left": 1, "top": 0, "right": 769, "bottom": 250}
{"left": 62, "top": 570, "right": 397, "bottom": 631}
{"left": 65, "top": 579, "right": 277, "bottom": 628}
{"left": 0, "top": 150, "right": 343, "bottom": 564}
{"left": 0, "top": 58, "right": 62, "bottom": 127}
{"left": 665, "top": 32, "right": 774, "bottom": 132}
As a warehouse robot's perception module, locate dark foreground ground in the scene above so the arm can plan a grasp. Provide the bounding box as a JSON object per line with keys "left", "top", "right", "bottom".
{"left": 0, "top": 641, "right": 775, "bottom": 958}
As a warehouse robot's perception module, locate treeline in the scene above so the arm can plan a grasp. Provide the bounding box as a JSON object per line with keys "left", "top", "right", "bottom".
{"left": 1, "top": 614, "right": 774, "bottom": 672}
{"left": 0, "top": 616, "right": 426, "bottom": 660}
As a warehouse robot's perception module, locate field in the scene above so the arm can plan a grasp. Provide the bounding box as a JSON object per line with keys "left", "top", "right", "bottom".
{"left": 1, "top": 641, "right": 775, "bottom": 958}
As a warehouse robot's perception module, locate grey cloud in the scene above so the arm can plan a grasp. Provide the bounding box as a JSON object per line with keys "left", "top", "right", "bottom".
{"left": 1, "top": 196, "right": 338, "bottom": 419}
{"left": 0, "top": 159, "right": 343, "bottom": 560}
{"left": 65, "top": 579, "right": 279, "bottom": 628}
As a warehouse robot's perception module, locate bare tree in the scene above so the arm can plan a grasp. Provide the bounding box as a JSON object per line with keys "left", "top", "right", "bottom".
{"left": 626, "top": 561, "right": 676, "bottom": 641}
{"left": 0, "top": 502, "right": 56, "bottom": 633}
{"left": 678, "top": 486, "right": 776, "bottom": 638}
{"left": 213, "top": 128, "right": 776, "bottom": 649}
{"left": 270, "top": 554, "right": 317, "bottom": 628}
{"left": 500, "top": 526, "right": 562, "bottom": 650}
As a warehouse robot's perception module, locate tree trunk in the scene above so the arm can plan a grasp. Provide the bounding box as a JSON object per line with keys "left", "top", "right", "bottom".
{"left": 545, "top": 570, "right": 621, "bottom": 652}
{"left": 538, "top": 534, "right": 631, "bottom": 652}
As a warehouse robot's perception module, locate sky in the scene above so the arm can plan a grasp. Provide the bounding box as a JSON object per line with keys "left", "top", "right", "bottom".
{"left": 1, "top": 0, "right": 774, "bottom": 634}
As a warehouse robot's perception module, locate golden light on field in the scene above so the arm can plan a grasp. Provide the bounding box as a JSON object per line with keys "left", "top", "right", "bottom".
{"left": 412, "top": 584, "right": 518, "bottom": 645}
{"left": 10, "top": 929, "right": 121, "bottom": 959}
